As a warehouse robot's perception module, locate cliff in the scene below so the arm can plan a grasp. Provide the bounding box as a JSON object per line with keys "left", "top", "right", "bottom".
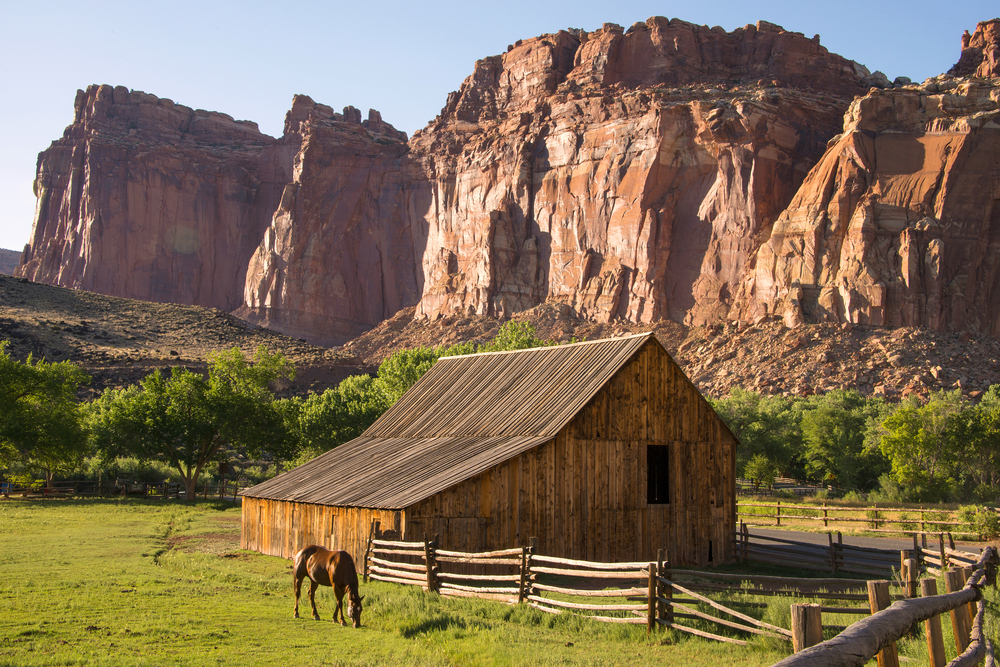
{"left": 16, "top": 18, "right": 1000, "bottom": 345}
{"left": 16, "top": 85, "right": 294, "bottom": 311}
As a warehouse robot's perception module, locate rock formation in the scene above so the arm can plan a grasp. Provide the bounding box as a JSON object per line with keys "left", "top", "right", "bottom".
{"left": 0, "top": 248, "right": 20, "bottom": 275}
{"left": 16, "top": 18, "right": 1000, "bottom": 345}
{"left": 236, "top": 95, "right": 415, "bottom": 345}
{"left": 950, "top": 19, "right": 1000, "bottom": 78}
{"left": 734, "top": 73, "right": 1000, "bottom": 335}
{"left": 17, "top": 84, "right": 294, "bottom": 311}
{"left": 407, "top": 19, "right": 864, "bottom": 326}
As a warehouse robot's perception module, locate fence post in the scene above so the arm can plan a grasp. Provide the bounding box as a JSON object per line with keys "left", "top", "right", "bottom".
{"left": 939, "top": 533, "right": 947, "bottom": 571}
{"left": 656, "top": 549, "right": 667, "bottom": 624}
{"left": 790, "top": 603, "right": 823, "bottom": 653}
{"left": 961, "top": 566, "right": 975, "bottom": 622}
{"left": 363, "top": 520, "right": 377, "bottom": 584}
{"left": 423, "top": 532, "right": 437, "bottom": 594}
{"left": 873, "top": 503, "right": 879, "bottom": 529}
{"left": 904, "top": 558, "right": 918, "bottom": 599}
{"left": 948, "top": 533, "right": 955, "bottom": 551}
{"left": 823, "top": 503, "right": 828, "bottom": 528}
{"left": 828, "top": 533, "right": 837, "bottom": 573}
{"left": 776, "top": 501, "right": 781, "bottom": 527}
{"left": 944, "top": 569, "right": 970, "bottom": 653}
{"left": 517, "top": 545, "right": 529, "bottom": 604}
{"left": 647, "top": 562, "right": 657, "bottom": 636}
{"left": 920, "top": 578, "right": 947, "bottom": 667}
{"left": 912, "top": 534, "right": 920, "bottom": 570}
{"left": 867, "top": 580, "right": 900, "bottom": 667}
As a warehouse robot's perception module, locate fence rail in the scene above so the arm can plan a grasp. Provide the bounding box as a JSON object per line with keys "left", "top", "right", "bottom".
{"left": 1, "top": 478, "right": 250, "bottom": 500}
{"left": 361, "top": 522, "right": 997, "bottom": 660}
{"left": 737, "top": 500, "right": 999, "bottom": 539}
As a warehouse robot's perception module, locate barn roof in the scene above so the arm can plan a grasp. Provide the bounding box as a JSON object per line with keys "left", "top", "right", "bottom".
{"left": 242, "top": 332, "right": 656, "bottom": 508}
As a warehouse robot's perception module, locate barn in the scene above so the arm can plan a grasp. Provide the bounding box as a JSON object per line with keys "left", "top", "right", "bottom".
{"left": 240, "top": 333, "right": 738, "bottom": 567}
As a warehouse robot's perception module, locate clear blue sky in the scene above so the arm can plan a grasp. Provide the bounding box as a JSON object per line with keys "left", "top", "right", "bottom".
{"left": 1, "top": 0, "right": 995, "bottom": 252}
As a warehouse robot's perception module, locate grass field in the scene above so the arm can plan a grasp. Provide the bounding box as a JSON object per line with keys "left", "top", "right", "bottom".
{"left": 0, "top": 499, "right": 793, "bottom": 666}
{"left": 1, "top": 499, "right": 996, "bottom": 666}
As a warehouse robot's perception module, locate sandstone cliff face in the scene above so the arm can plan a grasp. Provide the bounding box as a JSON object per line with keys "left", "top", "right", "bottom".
{"left": 17, "top": 84, "right": 295, "bottom": 311}
{"left": 733, "top": 76, "right": 1000, "bottom": 334}
{"left": 950, "top": 19, "right": 1000, "bottom": 78}
{"left": 19, "top": 19, "right": 1000, "bottom": 345}
{"left": 236, "top": 96, "right": 417, "bottom": 345}
{"left": 409, "top": 19, "right": 862, "bottom": 325}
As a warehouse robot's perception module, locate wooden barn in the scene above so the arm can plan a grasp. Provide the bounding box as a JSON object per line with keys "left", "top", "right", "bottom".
{"left": 241, "top": 333, "right": 738, "bottom": 567}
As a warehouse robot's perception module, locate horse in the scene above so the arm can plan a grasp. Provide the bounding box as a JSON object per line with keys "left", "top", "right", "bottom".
{"left": 292, "top": 545, "right": 365, "bottom": 627}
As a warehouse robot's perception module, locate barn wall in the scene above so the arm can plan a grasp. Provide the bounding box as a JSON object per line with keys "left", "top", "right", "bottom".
{"left": 241, "top": 497, "right": 404, "bottom": 564}
{"left": 405, "top": 340, "right": 737, "bottom": 566}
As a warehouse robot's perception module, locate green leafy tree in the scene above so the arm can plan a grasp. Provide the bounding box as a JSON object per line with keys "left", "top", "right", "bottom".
{"left": 744, "top": 454, "right": 778, "bottom": 493}
{"left": 878, "top": 390, "right": 965, "bottom": 502}
{"left": 952, "top": 384, "right": 1000, "bottom": 499}
{"left": 479, "top": 320, "right": 551, "bottom": 353}
{"left": 711, "top": 388, "right": 800, "bottom": 478}
{"left": 799, "top": 389, "right": 889, "bottom": 491}
{"left": 297, "top": 375, "right": 390, "bottom": 459}
{"left": 0, "top": 341, "right": 90, "bottom": 487}
{"left": 87, "top": 346, "right": 294, "bottom": 498}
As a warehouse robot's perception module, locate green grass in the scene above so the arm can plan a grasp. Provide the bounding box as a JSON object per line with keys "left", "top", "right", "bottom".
{"left": 0, "top": 499, "right": 790, "bottom": 666}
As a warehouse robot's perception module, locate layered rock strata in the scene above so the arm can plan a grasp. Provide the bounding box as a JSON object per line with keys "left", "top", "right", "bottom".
{"left": 733, "top": 75, "right": 1000, "bottom": 335}
{"left": 236, "top": 96, "right": 415, "bottom": 345}
{"left": 18, "top": 18, "right": 1000, "bottom": 344}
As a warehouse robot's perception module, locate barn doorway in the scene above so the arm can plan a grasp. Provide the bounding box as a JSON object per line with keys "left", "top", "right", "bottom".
{"left": 646, "top": 444, "right": 670, "bottom": 504}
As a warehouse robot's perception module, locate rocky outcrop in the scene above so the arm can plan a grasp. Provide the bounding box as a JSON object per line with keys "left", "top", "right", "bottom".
{"left": 16, "top": 84, "right": 294, "bottom": 311}
{"left": 732, "top": 75, "right": 1000, "bottom": 334}
{"left": 236, "top": 96, "right": 415, "bottom": 345}
{"left": 408, "top": 19, "right": 862, "bottom": 325}
{"left": 950, "top": 19, "right": 1000, "bottom": 78}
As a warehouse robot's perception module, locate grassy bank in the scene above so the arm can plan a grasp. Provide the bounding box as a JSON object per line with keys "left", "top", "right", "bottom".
{"left": 0, "top": 499, "right": 789, "bottom": 666}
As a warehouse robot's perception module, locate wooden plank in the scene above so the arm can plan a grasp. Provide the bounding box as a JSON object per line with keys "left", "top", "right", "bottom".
{"left": 525, "top": 595, "right": 645, "bottom": 612}
{"left": 656, "top": 620, "right": 749, "bottom": 646}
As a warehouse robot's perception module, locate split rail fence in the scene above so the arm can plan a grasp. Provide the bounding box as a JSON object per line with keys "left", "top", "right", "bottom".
{"left": 0, "top": 478, "right": 249, "bottom": 500}
{"left": 364, "top": 524, "right": 997, "bottom": 662}
{"left": 775, "top": 545, "right": 999, "bottom": 667}
{"left": 735, "top": 521, "right": 984, "bottom": 580}
{"left": 738, "top": 501, "right": 999, "bottom": 539}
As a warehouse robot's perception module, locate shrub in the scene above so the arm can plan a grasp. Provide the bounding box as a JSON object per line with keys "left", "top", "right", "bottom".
{"left": 957, "top": 505, "right": 1000, "bottom": 541}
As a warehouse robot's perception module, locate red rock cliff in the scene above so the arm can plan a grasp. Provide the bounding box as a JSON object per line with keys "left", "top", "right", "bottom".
{"left": 732, "top": 75, "right": 1000, "bottom": 334}
{"left": 17, "top": 84, "right": 295, "bottom": 311}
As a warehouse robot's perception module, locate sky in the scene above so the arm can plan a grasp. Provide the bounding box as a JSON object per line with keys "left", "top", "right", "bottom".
{"left": 0, "top": 0, "right": 995, "bottom": 252}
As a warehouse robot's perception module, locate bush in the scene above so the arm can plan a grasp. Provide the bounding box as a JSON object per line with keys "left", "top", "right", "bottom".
{"left": 957, "top": 505, "right": 1000, "bottom": 541}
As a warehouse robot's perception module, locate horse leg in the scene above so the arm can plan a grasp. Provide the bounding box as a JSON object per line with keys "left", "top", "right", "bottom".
{"left": 333, "top": 583, "right": 346, "bottom": 626}
{"left": 308, "top": 579, "right": 320, "bottom": 621}
{"left": 292, "top": 572, "right": 302, "bottom": 619}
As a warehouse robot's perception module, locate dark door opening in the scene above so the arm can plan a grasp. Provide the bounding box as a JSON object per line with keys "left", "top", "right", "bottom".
{"left": 647, "top": 444, "right": 670, "bottom": 504}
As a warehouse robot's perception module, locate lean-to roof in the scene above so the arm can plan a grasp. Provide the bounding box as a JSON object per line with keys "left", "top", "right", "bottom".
{"left": 243, "top": 333, "right": 654, "bottom": 508}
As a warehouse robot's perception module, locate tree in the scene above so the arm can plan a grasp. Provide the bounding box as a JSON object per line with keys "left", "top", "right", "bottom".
{"left": 0, "top": 341, "right": 90, "bottom": 487}
{"left": 711, "top": 389, "right": 800, "bottom": 478}
{"left": 950, "top": 385, "right": 1000, "bottom": 499}
{"left": 799, "top": 389, "right": 889, "bottom": 491}
{"left": 744, "top": 454, "right": 778, "bottom": 493}
{"left": 878, "top": 390, "right": 965, "bottom": 502}
{"left": 87, "top": 346, "right": 295, "bottom": 498}
{"left": 297, "top": 375, "right": 390, "bottom": 459}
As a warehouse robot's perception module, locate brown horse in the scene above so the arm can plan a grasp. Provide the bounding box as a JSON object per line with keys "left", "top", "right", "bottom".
{"left": 292, "top": 545, "right": 365, "bottom": 627}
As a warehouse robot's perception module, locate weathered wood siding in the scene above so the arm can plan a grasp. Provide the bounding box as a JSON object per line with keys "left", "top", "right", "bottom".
{"left": 405, "top": 340, "right": 737, "bottom": 566}
{"left": 241, "top": 497, "right": 404, "bottom": 564}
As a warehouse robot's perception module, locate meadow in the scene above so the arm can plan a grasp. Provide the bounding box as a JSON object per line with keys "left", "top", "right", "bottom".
{"left": 0, "top": 499, "right": 791, "bottom": 666}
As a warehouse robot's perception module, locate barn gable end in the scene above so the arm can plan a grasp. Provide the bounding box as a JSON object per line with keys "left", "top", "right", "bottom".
{"left": 241, "top": 334, "right": 737, "bottom": 567}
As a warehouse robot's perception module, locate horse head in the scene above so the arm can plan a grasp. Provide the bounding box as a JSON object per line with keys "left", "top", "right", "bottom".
{"left": 347, "top": 593, "right": 365, "bottom": 628}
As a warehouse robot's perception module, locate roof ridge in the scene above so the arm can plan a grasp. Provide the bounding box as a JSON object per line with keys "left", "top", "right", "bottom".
{"left": 438, "top": 331, "right": 655, "bottom": 360}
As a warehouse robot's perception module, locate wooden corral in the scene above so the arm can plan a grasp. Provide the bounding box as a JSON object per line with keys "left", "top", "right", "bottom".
{"left": 241, "top": 333, "right": 738, "bottom": 567}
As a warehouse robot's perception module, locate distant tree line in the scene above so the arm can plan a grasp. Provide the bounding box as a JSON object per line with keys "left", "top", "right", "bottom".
{"left": 712, "top": 386, "right": 1000, "bottom": 504}
{"left": 3, "top": 323, "right": 999, "bottom": 505}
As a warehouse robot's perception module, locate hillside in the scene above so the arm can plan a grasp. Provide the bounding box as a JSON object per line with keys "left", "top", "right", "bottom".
{"left": 0, "top": 275, "right": 363, "bottom": 398}
{"left": 0, "top": 249, "right": 20, "bottom": 275}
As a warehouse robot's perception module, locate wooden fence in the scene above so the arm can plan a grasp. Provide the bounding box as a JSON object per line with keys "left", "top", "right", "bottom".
{"left": 774, "top": 546, "right": 999, "bottom": 667}
{"left": 0, "top": 478, "right": 249, "bottom": 500}
{"left": 737, "top": 501, "right": 998, "bottom": 538}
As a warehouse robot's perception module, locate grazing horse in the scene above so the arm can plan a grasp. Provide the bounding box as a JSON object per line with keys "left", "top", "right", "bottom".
{"left": 292, "top": 545, "right": 365, "bottom": 627}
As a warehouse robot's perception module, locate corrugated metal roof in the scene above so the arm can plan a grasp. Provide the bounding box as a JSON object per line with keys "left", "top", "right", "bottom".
{"left": 242, "top": 333, "right": 655, "bottom": 508}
